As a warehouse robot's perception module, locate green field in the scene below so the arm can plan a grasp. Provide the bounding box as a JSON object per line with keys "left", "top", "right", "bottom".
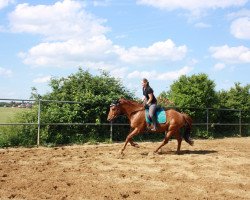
{"left": 0, "top": 107, "right": 28, "bottom": 123}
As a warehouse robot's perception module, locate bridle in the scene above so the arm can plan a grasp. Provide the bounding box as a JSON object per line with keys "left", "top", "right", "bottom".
{"left": 109, "top": 101, "right": 122, "bottom": 120}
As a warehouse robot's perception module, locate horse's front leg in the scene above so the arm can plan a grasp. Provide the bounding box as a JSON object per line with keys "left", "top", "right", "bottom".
{"left": 129, "top": 140, "right": 139, "bottom": 148}
{"left": 121, "top": 128, "right": 139, "bottom": 154}
{"left": 127, "top": 128, "right": 139, "bottom": 148}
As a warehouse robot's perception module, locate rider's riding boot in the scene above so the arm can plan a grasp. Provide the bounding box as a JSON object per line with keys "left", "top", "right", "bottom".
{"left": 151, "top": 116, "right": 157, "bottom": 131}
{"left": 146, "top": 124, "right": 151, "bottom": 131}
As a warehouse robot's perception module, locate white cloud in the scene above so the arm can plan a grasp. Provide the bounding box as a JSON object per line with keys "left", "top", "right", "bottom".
{"left": 92, "top": 0, "right": 111, "bottom": 7}
{"left": 194, "top": 22, "right": 211, "bottom": 28}
{"left": 128, "top": 66, "right": 193, "bottom": 80}
{"left": 136, "top": 0, "right": 247, "bottom": 17}
{"left": 228, "top": 9, "right": 250, "bottom": 39}
{"left": 11, "top": 0, "right": 190, "bottom": 81}
{"left": 8, "top": 0, "right": 108, "bottom": 41}
{"left": 33, "top": 75, "right": 51, "bottom": 83}
{"left": 0, "top": 25, "right": 5, "bottom": 32}
{"left": 213, "top": 63, "right": 226, "bottom": 71}
{"left": 0, "top": 0, "right": 13, "bottom": 10}
{"left": 110, "top": 67, "right": 128, "bottom": 79}
{"left": 115, "top": 34, "right": 127, "bottom": 39}
{"left": 117, "top": 39, "right": 187, "bottom": 65}
{"left": 210, "top": 45, "right": 250, "bottom": 64}
{"left": 227, "top": 8, "right": 250, "bottom": 19}
{"left": 0, "top": 67, "right": 12, "bottom": 77}
{"left": 128, "top": 70, "right": 156, "bottom": 79}
{"left": 19, "top": 37, "right": 188, "bottom": 69}
{"left": 230, "top": 17, "right": 250, "bottom": 39}
{"left": 18, "top": 36, "right": 118, "bottom": 68}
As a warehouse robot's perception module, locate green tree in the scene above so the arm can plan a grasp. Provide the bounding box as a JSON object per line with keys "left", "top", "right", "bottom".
{"left": 218, "top": 83, "right": 250, "bottom": 110}
{"left": 217, "top": 83, "right": 250, "bottom": 136}
{"left": 159, "top": 73, "right": 218, "bottom": 138}
{"left": 39, "top": 69, "right": 133, "bottom": 144}
{"left": 0, "top": 68, "right": 134, "bottom": 147}
{"left": 166, "top": 73, "right": 217, "bottom": 108}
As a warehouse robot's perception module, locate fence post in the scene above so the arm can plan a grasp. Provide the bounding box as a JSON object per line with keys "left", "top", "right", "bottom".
{"left": 239, "top": 110, "right": 242, "bottom": 136}
{"left": 206, "top": 109, "right": 209, "bottom": 135}
{"left": 37, "top": 99, "right": 41, "bottom": 147}
{"left": 110, "top": 121, "right": 113, "bottom": 143}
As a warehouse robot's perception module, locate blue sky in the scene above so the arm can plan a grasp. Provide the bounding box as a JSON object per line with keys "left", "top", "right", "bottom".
{"left": 0, "top": 0, "right": 249, "bottom": 99}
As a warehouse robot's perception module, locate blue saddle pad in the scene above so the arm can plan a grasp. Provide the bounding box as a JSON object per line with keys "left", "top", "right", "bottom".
{"left": 145, "top": 108, "right": 166, "bottom": 124}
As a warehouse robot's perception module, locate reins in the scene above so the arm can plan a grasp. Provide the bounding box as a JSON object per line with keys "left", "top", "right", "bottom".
{"left": 111, "top": 99, "right": 145, "bottom": 120}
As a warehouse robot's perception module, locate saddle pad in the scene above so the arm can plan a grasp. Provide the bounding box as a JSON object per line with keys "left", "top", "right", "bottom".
{"left": 145, "top": 108, "right": 166, "bottom": 124}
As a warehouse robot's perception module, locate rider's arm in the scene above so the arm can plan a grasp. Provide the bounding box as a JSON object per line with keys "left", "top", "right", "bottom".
{"left": 147, "top": 93, "right": 153, "bottom": 105}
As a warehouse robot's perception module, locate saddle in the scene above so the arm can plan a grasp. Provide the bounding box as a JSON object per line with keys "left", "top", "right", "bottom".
{"left": 145, "top": 106, "right": 167, "bottom": 124}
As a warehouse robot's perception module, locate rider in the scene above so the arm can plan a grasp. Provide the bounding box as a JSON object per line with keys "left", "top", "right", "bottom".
{"left": 142, "top": 78, "right": 157, "bottom": 131}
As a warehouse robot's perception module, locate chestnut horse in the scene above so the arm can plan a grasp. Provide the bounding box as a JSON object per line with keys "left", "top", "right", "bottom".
{"left": 107, "top": 98, "right": 193, "bottom": 154}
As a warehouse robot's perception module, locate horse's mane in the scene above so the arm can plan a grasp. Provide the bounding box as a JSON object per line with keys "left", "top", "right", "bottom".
{"left": 119, "top": 98, "right": 143, "bottom": 108}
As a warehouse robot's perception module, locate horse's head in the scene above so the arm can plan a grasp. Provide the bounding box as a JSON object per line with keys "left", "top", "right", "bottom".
{"left": 107, "top": 99, "right": 121, "bottom": 121}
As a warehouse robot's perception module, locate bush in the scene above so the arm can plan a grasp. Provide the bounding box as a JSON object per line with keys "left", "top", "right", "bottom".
{"left": 1, "top": 69, "right": 134, "bottom": 147}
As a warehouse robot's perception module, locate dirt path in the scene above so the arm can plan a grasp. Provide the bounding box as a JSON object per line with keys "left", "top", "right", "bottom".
{"left": 0, "top": 137, "right": 249, "bottom": 200}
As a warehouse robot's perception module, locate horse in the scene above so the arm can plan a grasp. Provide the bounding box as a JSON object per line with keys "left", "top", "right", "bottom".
{"left": 107, "top": 98, "right": 193, "bottom": 154}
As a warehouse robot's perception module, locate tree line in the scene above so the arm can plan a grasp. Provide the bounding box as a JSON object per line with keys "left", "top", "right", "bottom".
{"left": 0, "top": 68, "right": 249, "bottom": 147}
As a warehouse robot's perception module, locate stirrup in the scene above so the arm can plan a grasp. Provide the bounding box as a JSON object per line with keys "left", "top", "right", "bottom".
{"left": 150, "top": 127, "right": 157, "bottom": 131}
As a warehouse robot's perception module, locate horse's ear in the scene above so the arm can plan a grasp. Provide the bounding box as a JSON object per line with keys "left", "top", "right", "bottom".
{"left": 118, "top": 96, "right": 125, "bottom": 101}
{"left": 118, "top": 96, "right": 126, "bottom": 102}
{"left": 110, "top": 99, "right": 120, "bottom": 107}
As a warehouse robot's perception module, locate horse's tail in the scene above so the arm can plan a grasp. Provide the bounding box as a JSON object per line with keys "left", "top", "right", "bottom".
{"left": 182, "top": 113, "right": 194, "bottom": 146}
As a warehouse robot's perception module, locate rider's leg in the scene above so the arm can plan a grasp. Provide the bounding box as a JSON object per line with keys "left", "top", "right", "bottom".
{"left": 149, "top": 104, "right": 157, "bottom": 131}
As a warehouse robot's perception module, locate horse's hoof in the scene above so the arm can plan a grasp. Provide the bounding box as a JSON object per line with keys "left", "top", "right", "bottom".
{"left": 152, "top": 151, "right": 159, "bottom": 155}
{"left": 116, "top": 154, "right": 124, "bottom": 159}
{"left": 119, "top": 150, "right": 125, "bottom": 155}
{"left": 133, "top": 143, "right": 140, "bottom": 148}
{"left": 116, "top": 150, "right": 125, "bottom": 158}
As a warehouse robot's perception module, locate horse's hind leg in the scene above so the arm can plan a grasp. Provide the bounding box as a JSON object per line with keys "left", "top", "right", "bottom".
{"left": 176, "top": 132, "right": 182, "bottom": 154}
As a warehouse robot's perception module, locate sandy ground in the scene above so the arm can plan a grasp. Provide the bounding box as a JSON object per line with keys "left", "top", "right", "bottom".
{"left": 0, "top": 137, "right": 249, "bottom": 200}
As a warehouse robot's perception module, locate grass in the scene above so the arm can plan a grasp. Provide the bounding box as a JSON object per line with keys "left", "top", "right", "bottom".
{"left": 0, "top": 107, "right": 28, "bottom": 123}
